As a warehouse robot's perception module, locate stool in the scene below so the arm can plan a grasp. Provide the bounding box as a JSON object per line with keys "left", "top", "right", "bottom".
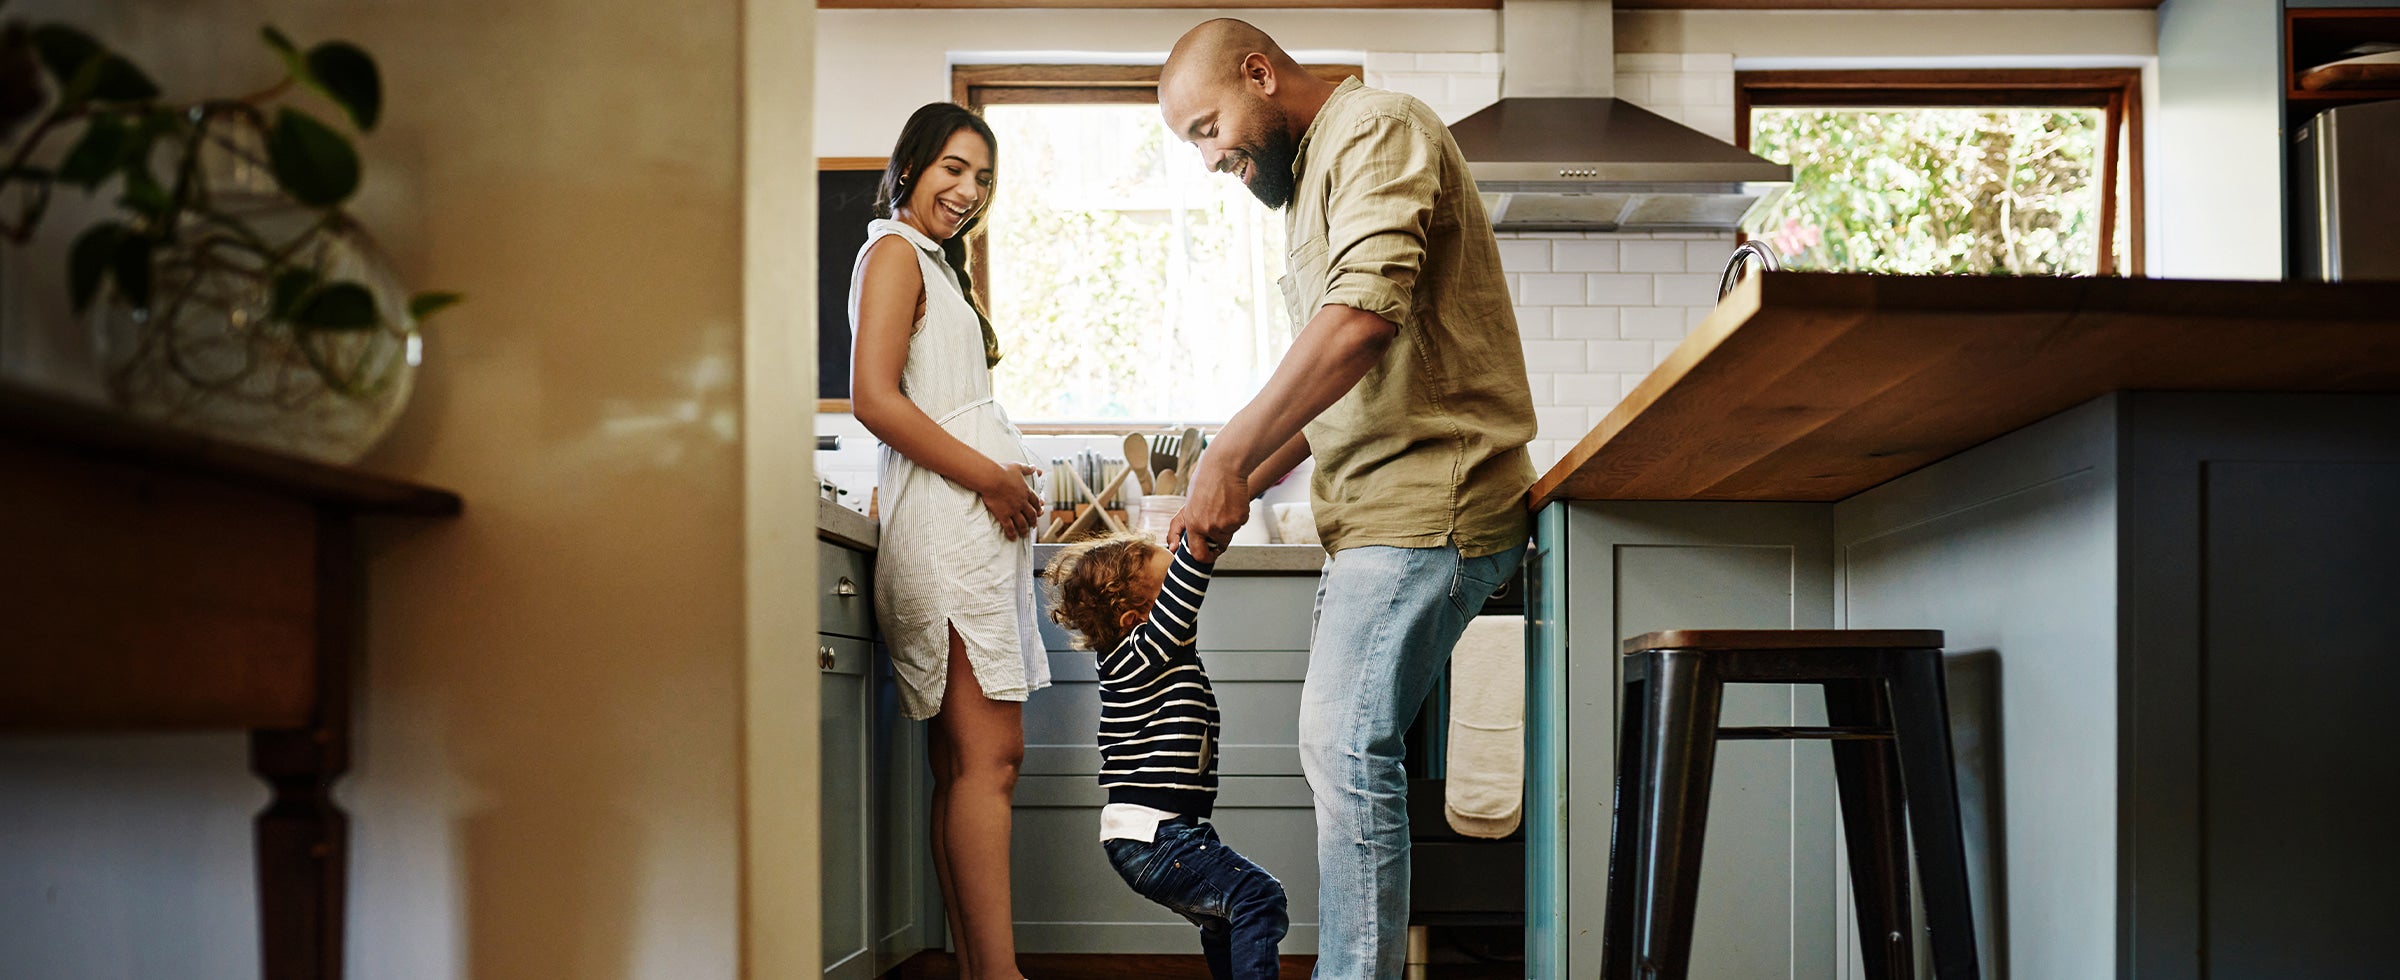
{"left": 1601, "top": 630, "right": 1979, "bottom": 980}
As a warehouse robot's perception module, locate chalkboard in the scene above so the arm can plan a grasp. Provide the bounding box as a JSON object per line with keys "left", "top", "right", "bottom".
{"left": 819, "top": 167, "right": 885, "bottom": 400}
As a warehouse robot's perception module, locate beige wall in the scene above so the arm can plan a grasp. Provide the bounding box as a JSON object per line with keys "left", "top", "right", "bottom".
{"left": 815, "top": 8, "right": 1501, "bottom": 157}
{"left": 1615, "top": 8, "right": 2155, "bottom": 62}
{"left": 0, "top": 0, "right": 785, "bottom": 976}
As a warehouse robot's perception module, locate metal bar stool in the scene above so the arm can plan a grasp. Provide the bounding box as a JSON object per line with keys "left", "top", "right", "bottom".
{"left": 1601, "top": 630, "right": 1979, "bottom": 980}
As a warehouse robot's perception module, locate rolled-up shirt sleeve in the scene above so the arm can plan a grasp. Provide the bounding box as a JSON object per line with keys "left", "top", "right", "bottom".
{"left": 1315, "top": 111, "right": 1441, "bottom": 329}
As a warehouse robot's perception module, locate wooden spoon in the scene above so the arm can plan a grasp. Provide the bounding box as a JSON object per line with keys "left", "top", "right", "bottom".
{"left": 1123, "top": 433, "right": 1154, "bottom": 495}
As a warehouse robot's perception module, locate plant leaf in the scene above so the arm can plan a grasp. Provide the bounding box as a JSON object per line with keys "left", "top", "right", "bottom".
{"left": 109, "top": 233, "right": 153, "bottom": 311}
{"left": 68, "top": 221, "right": 127, "bottom": 312}
{"left": 407, "top": 291, "right": 461, "bottom": 322}
{"left": 57, "top": 116, "right": 132, "bottom": 188}
{"left": 266, "top": 107, "right": 359, "bottom": 206}
{"left": 293, "top": 280, "right": 378, "bottom": 330}
{"left": 260, "top": 25, "right": 305, "bottom": 80}
{"left": 116, "top": 166, "right": 170, "bottom": 216}
{"left": 271, "top": 267, "right": 321, "bottom": 320}
{"left": 260, "top": 26, "right": 298, "bottom": 58}
{"left": 303, "top": 42, "right": 379, "bottom": 132}
{"left": 86, "top": 54, "right": 157, "bottom": 102}
{"left": 27, "top": 24, "right": 100, "bottom": 87}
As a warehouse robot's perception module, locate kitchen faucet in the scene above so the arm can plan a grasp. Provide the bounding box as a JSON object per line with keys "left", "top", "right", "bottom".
{"left": 1718, "top": 240, "right": 1782, "bottom": 302}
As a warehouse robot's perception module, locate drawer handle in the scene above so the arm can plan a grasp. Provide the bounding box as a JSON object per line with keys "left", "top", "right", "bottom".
{"left": 818, "top": 646, "right": 837, "bottom": 670}
{"left": 835, "top": 576, "right": 859, "bottom": 597}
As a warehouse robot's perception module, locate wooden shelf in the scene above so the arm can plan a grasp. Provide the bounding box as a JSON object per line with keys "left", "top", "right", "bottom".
{"left": 2285, "top": 7, "right": 2400, "bottom": 118}
{"left": 1530, "top": 272, "right": 2400, "bottom": 506}
{"left": 0, "top": 383, "right": 460, "bottom": 516}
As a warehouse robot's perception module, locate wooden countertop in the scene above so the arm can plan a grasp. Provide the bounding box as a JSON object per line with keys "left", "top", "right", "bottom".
{"left": 1532, "top": 272, "right": 2400, "bottom": 506}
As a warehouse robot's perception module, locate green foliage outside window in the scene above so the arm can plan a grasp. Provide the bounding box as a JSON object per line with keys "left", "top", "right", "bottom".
{"left": 1749, "top": 107, "right": 2115, "bottom": 276}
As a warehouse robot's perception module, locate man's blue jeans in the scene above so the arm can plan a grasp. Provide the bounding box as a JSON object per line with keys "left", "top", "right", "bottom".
{"left": 1302, "top": 541, "right": 1526, "bottom": 979}
{"left": 1104, "top": 819, "right": 1290, "bottom": 979}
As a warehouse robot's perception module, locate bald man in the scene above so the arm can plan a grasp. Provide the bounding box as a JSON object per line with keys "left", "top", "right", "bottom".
{"left": 1160, "top": 18, "right": 1536, "bottom": 977}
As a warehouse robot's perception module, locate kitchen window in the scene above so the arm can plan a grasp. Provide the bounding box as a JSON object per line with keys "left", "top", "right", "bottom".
{"left": 958, "top": 65, "right": 1358, "bottom": 424}
{"left": 1737, "top": 69, "right": 2143, "bottom": 276}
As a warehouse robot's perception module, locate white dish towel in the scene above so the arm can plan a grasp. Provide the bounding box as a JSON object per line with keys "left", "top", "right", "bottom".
{"left": 1444, "top": 614, "right": 1525, "bottom": 838}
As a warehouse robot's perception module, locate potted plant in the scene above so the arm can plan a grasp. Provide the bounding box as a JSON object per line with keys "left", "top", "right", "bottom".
{"left": 0, "top": 15, "right": 457, "bottom": 463}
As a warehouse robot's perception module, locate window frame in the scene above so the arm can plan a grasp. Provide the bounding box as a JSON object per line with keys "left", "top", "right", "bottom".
{"left": 953, "top": 63, "right": 1361, "bottom": 430}
{"left": 1735, "top": 68, "right": 2144, "bottom": 276}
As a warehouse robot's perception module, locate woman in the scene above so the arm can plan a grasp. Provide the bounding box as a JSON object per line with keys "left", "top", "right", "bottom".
{"left": 848, "top": 102, "right": 1046, "bottom": 980}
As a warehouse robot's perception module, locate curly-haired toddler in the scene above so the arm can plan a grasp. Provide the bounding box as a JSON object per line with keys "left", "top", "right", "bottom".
{"left": 1045, "top": 532, "right": 1288, "bottom": 979}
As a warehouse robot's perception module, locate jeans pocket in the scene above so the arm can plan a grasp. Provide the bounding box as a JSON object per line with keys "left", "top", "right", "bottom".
{"left": 1105, "top": 839, "right": 1155, "bottom": 891}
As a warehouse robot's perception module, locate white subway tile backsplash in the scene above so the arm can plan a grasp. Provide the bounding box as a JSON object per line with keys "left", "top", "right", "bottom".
{"left": 1379, "top": 73, "right": 1450, "bottom": 105}
{"left": 1523, "top": 339, "right": 1586, "bottom": 366}
{"left": 1415, "top": 52, "right": 1486, "bottom": 73}
{"left": 1365, "top": 52, "right": 1418, "bottom": 73}
{"left": 1586, "top": 273, "right": 1654, "bottom": 306}
{"left": 1551, "top": 240, "right": 1621, "bottom": 272}
{"left": 1524, "top": 372, "right": 1553, "bottom": 404}
{"left": 1685, "top": 241, "right": 1734, "bottom": 274}
{"left": 1681, "top": 53, "right": 1735, "bottom": 73}
{"left": 1504, "top": 273, "right": 1521, "bottom": 302}
{"left": 1620, "top": 241, "right": 1689, "bottom": 273}
{"left": 1513, "top": 306, "right": 1553, "bottom": 338}
{"left": 1497, "top": 239, "right": 1552, "bottom": 272}
{"left": 1449, "top": 74, "right": 1501, "bottom": 113}
{"left": 1655, "top": 273, "right": 1721, "bottom": 307}
{"left": 1620, "top": 306, "right": 1693, "bottom": 340}
{"left": 1535, "top": 405, "right": 1588, "bottom": 438}
{"left": 1616, "top": 53, "right": 1681, "bottom": 72}
{"left": 1521, "top": 273, "right": 1588, "bottom": 306}
{"left": 1684, "top": 306, "right": 1715, "bottom": 328}
{"left": 1612, "top": 73, "right": 1651, "bottom": 104}
{"left": 1587, "top": 340, "right": 1656, "bottom": 373}
{"left": 1553, "top": 306, "right": 1619, "bottom": 338}
{"left": 1651, "top": 341, "right": 1683, "bottom": 366}
{"left": 1553, "top": 373, "right": 1620, "bottom": 405}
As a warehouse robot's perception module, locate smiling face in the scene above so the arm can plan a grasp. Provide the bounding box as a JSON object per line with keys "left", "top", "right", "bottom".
{"left": 1160, "top": 61, "right": 1298, "bottom": 209}
{"left": 896, "top": 127, "right": 994, "bottom": 242}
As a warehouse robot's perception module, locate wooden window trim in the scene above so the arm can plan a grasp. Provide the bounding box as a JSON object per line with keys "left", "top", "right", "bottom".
{"left": 1736, "top": 68, "right": 2144, "bottom": 276}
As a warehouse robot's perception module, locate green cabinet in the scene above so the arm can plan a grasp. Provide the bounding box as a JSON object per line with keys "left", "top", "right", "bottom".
{"left": 1016, "top": 571, "right": 1327, "bottom": 953}
{"left": 818, "top": 540, "right": 935, "bottom": 979}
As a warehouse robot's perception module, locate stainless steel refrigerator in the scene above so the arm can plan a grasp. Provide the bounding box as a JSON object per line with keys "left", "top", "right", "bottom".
{"left": 2293, "top": 98, "right": 2400, "bottom": 282}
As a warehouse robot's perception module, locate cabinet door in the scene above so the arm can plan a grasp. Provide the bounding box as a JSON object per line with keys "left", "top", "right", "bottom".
{"left": 821, "top": 633, "right": 874, "bottom": 980}
{"left": 871, "top": 644, "right": 932, "bottom": 970}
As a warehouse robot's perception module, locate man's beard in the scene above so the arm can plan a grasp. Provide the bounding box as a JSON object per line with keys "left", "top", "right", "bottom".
{"left": 1239, "top": 108, "right": 1298, "bottom": 210}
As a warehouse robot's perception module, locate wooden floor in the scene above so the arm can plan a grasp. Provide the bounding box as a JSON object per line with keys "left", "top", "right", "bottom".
{"left": 891, "top": 952, "right": 1520, "bottom": 979}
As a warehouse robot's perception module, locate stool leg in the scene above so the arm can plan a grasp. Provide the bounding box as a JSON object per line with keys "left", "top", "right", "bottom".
{"left": 1602, "top": 669, "right": 1651, "bottom": 980}
{"left": 1889, "top": 649, "right": 1982, "bottom": 980}
{"left": 1635, "top": 650, "right": 1724, "bottom": 980}
{"left": 1823, "top": 679, "right": 1915, "bottom": 980}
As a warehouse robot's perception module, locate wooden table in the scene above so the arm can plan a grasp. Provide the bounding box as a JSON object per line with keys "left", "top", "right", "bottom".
{"left": 0, "top": 385, "right": 460, "bottom": 980}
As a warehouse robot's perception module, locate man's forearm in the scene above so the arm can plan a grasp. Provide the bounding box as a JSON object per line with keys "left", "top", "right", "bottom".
{"left": 1210, "top": 304, "right": 1393, "bottom": 480}
{"left": 1247, "top": 432, "right": 1311, "bottom": 498}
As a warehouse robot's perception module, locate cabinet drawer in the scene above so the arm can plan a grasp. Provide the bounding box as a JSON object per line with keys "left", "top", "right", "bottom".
{"left": 817, "top": 633, "right": 873, "bottom": 677}
{"left": 819, "top": 543, "right": 875, "bottom": 639}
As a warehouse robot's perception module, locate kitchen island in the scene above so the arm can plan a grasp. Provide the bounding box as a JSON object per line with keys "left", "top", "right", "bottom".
{"left": 1523, "top": 272, "right": 2400, "bottom": 979}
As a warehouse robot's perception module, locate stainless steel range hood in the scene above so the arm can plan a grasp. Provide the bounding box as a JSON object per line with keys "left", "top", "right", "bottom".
{"left": 1453, "top": 0, "right": 1790, "bottom": 232}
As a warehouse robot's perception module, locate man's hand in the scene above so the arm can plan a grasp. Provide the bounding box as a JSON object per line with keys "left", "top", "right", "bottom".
{"left": 1168, "top": 457, "right": 1250, "bottom": 561}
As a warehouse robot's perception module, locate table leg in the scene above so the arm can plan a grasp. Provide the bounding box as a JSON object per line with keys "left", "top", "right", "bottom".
{"left": 250, "top": 509, "right": 357, "bottom": 980}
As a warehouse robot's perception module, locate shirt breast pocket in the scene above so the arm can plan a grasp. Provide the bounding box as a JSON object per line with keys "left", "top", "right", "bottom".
{"left": 1278, "top": 236, "right": 1329, "bottom": 334}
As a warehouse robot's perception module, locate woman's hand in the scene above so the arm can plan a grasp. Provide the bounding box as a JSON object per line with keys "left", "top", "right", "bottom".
{"left": 976, "top": 461, "right": 1045, "bottom": 541}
